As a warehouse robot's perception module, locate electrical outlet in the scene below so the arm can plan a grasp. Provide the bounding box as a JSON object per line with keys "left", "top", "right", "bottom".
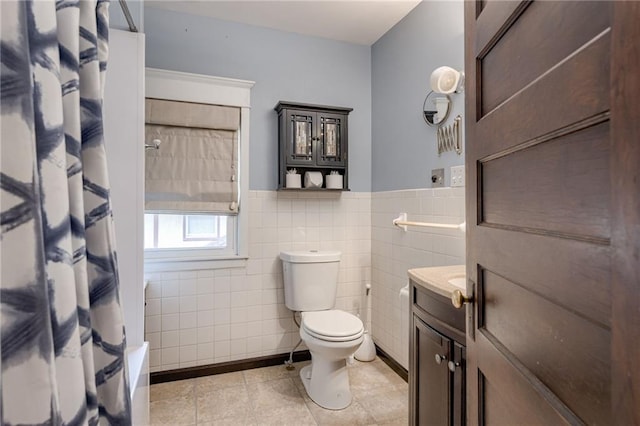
{"left": 451, "top": 165, "right": 465, "bottom": 187}
{"left": 431, "top": 168, "right": 444, "bottom": 188}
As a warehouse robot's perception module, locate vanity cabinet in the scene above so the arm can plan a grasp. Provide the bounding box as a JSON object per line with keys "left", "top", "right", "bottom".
{"left": 410, "top": 280, "right": 466, "bottom": 426}
{"left": 275, "top": 101, "right": 352, "bottom": 190}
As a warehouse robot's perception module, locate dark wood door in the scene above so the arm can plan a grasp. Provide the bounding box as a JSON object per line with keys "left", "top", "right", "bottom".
{"left": 465, "top": 1, "right": 640, "bottom": 424}
{"left": 413, "top": 316, "right": 451, "bottom": 426}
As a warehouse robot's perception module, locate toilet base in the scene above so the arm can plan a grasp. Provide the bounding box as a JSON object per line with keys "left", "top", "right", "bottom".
{"left": 300, "top": 359, "right": 352, "bottom": 410}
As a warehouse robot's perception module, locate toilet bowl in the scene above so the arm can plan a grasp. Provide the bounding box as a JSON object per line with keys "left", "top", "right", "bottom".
{"left": 280, "top": 250, "right": 364, "bottom": 410}
{"left": 298, "top": 310, "right": 364, "bottom": 410}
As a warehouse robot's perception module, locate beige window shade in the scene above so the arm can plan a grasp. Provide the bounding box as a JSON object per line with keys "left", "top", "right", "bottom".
{"left": 146, "top": 98, "right": 240, "bottom": 131}
{"left": 145, "top": 124, "right": 238, "bottom": 213}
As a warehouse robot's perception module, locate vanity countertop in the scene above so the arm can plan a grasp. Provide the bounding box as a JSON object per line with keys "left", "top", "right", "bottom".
{"left": 407, "top": 265, "right": 467, "bottom": 299}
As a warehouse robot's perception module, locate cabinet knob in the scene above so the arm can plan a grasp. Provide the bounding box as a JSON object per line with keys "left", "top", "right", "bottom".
{"left": 448, "top": 360, "right": 460, "bottom": 372}
{"left": 435, "top": 354, "right": 447, "bottom": 365}
{"left": 451, "top": 289, "right": 472, "bottom": 309}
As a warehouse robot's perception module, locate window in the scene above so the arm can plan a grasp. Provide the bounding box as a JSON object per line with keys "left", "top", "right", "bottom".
{"left": 183, "top": 215, "right": 225, "bottom": 242}
{"left": 144, "top": 214, "right": 229, "bottom": 248}
{"left": 144, "top": 69, "right": 253, "bottom": 271}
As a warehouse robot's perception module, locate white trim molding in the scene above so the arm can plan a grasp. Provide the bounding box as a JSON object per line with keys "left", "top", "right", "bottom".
{"left": 144, "top": 69, "right": 255, "bottom": 269}
{"left": 146, "top": 68, "right": 254, "bottom": 107}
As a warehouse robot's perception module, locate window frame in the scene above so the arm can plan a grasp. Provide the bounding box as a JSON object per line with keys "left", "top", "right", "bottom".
{"left": 143, "top": 68, "right": 254, "bottom": 272}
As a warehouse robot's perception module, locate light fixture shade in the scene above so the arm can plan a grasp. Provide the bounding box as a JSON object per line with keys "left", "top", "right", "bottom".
{"left": 430, "top": 66, "right": 463, "bottom": 94}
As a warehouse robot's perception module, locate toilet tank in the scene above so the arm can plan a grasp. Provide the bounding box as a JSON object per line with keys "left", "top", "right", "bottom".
{"left": 280, "top": 250, "right": 341, "bottom": 311}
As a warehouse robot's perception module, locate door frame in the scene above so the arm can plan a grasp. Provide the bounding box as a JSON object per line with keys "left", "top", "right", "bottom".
{"left": 610, "top": 2, "right": 640, "bottom": 424}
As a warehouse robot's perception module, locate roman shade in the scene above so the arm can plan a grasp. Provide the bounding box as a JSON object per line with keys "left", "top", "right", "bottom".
{"left": 145, "top": 99, "right": 240, "bottom": 213}
{"left": 146, "top": 98, "right": 239, "bottom": 130}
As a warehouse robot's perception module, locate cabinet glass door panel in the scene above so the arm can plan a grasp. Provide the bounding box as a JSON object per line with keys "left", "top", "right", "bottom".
{"left": 324, "top": 122, "right": 339, "bottom": 157}
{"left": 317, "top": 113, "right": 345, "bottom": 166}
{"left": 286, "top": 111, "right": 314, "bottom": 165}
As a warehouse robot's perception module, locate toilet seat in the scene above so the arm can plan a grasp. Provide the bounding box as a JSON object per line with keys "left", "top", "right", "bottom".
{"left": 302, "top": 310, "right": 364, "bottom": 342}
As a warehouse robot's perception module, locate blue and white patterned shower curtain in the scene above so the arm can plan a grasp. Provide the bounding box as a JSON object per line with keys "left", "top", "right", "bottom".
{"left": 0, "top": 0, "right": 131, "bottom": 424}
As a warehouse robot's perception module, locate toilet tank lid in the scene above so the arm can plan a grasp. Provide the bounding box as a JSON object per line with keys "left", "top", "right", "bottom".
{"left": 280, "top": 250, "right": 341, "bottom": 263}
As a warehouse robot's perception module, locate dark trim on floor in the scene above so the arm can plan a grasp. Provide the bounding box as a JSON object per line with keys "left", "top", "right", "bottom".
{"left": 150, "top": 350, "right": 311, "bottom": 384}
{"left": 151, "top": 345, "right": 409, "bottom": 385}
{"left": 375, "top": 344, "right": 409, "bottom": 383}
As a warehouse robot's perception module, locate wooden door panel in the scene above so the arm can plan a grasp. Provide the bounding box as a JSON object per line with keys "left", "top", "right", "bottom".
{"left": 481, "top": 374, "right": 526, "bottom": 426}
{"left": 480, "top": 1, "right": 610, "bottom": 115}
{"left": 475, "top": 1, "right": 530, "bottom": 57}
{"left": 476, "top": 227, "right": 610, "bottom": 327}
{"left": 481, "top": 122, "right": 610, "bottom": 240}
{"left": 475, "top": 31, "right": 610, "bottom": 158}
{"left": 480, "top": 270, "right": 610, "bottom": 424}
{"left": 477, "top": 335, "right": 577, "bottom": 425}
{"left": 479, "top": 368, "right": 570, "bottom": 425}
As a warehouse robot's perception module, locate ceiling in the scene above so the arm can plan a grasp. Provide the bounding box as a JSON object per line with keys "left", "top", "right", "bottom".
{"left": 145, "top": 1, "right": 422, "bottom": 46}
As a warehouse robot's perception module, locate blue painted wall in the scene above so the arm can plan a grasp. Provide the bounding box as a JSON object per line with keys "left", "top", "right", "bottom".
{"left": 371, "top": 1, "right": 464, "bottom": 191}
{"left": 143, "top": 7, "right": 372, "bottom": 191}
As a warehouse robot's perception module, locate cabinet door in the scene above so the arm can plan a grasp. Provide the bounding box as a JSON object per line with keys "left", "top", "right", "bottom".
{"left": 315, "top": 112, "right": 346, "bottom": 166}
{"left": 412, "top": 315, "right": 451, "bottom": 426}
{"left": 284, "top": 110, "right": 315, "bottom": 166}
{"left": 450, "top": 343, "right": 465, "bottom": 426}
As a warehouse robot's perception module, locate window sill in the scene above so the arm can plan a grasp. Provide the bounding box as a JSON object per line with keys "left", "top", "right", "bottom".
{"left": 143, "top": 255, "right": 248, "bottom": 272}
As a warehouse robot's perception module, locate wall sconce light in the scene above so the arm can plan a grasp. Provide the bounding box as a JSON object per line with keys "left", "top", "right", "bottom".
{"left": 430, "top": 66, "right": 464, "bottom": 94}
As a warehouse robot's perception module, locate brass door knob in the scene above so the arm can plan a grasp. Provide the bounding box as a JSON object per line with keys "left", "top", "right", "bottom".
{"left": 448, "top": 360, "right": 460, "bottom": 372}
{"left": 451, "top": 289, "right": 472, "bottom": 309}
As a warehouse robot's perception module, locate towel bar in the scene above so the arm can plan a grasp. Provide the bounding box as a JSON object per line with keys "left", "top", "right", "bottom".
{"left": 393, "top": 213, "right": 465, "bottom": 232}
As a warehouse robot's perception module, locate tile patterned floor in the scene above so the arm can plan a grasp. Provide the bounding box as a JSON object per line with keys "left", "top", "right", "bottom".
{"left": 149, "top": 357, "right": 408, "bottom": 425}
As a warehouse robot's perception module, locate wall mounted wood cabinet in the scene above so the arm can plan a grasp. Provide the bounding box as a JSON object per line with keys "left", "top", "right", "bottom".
{"left": 410, "top": 281, "right": 466, "bottom": 426}
{"left": 275, "top": 101, "right": 352, "bottom": 190}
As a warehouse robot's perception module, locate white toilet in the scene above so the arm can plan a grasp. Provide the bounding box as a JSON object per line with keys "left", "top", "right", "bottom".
{"left": 280, "top": 250, "right": 364, "bottom": 410}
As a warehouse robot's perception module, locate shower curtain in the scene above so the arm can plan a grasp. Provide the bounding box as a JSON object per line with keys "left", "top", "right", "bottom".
{"left": 0, "top": 0, "right": 131, "bottom": 424}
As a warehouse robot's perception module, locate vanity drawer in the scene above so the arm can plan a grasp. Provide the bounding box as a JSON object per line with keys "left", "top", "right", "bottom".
{"left": 413, "top": 282, "right": 465, "bottom": 334}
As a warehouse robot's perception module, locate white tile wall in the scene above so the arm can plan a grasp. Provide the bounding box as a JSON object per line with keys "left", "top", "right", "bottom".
{"left": 371, "top": 188, "right": 466, "bottom": 369}
{"left": 145, "top": 187, "right": 465, "bottom": 373}
{"left": 145, "top": 190, "right": 372, "bottom": 372}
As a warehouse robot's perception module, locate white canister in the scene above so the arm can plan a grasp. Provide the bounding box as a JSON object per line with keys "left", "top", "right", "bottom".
{"left": 285, "top": 174, "right": 301, "bottom": 188}
{"left": 325, "top": 174, "right": 343, "bottom": 189}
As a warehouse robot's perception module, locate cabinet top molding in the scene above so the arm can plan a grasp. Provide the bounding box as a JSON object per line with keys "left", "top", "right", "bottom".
{"left": 274, "top": 101, "right": 353, "bottom": 114}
